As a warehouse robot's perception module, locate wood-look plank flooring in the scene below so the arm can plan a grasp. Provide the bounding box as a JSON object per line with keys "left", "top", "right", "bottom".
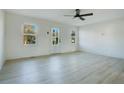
{"left": 0, "top": 51, "right": 124, "bottom": 84}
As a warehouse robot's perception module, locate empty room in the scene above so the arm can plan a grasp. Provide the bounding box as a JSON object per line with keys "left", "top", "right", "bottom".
{"left": 1, "top": 9, "right": 124, "bottom": 84}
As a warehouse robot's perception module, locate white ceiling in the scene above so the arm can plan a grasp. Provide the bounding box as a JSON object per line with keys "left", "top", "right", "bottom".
{"left": 5, "top": 9, "right": 124, "bottom": 26}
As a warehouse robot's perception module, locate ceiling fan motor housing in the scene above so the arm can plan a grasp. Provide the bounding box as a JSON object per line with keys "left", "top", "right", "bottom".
{"left": 75, "top": 9, "right": 80, "bottom": 17}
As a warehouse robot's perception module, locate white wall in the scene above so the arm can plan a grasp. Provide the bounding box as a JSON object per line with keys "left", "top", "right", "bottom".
{"left": 5, "top": 12, "right": 78, "bottom": 60}
{"left": 79, "top": 17, "right": 124, "bottom": 59}
{"left": 0, "top": 10, "right": 5, "bottom": 69}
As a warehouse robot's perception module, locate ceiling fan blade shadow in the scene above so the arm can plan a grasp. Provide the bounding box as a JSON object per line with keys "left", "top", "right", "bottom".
{"left": 64, "top": 15, "right": 74, "bottom": 17}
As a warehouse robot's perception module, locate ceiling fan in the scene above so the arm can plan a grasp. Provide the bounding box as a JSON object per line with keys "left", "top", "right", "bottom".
{"left": 64, "top": 9, "right": 93, "bottom": 21}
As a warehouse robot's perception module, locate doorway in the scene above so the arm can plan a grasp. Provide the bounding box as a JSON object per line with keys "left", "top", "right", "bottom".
{"left": 50, "top": 27, "right": 61, "bottom": 54}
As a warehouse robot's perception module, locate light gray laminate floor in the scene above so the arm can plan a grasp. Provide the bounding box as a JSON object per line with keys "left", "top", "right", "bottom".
{"left": 0, "top": 51, "right": 124, "bottom": 84}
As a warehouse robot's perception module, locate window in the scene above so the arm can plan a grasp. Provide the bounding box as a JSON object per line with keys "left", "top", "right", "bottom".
{"left": 71, "top": 31, "right": 76, "bottom": 43}
{"left": 23, "top": 24, "right": 37, "bottom": 45}
{"left": 51, "top": 28, "right": 60, "bottom": 45}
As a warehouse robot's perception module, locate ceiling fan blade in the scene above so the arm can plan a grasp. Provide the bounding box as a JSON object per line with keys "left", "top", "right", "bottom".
{"left": 64, "top": 15, "right": 74, "bottom": 17}
{"left": 79, "top": 17, "right": 85, "bottom": 21}
{"left": 80, "top": 13, "right": 93, "bottom": 17}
